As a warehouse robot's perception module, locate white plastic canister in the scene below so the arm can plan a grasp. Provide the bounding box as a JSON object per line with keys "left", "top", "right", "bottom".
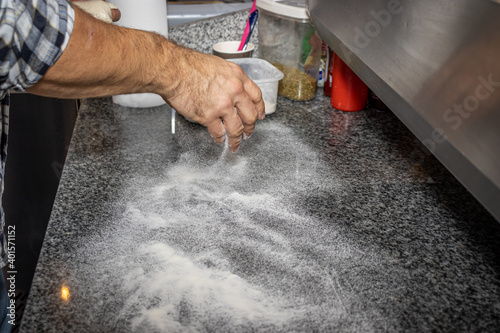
{"left": 107, "top": 0, "right": 169, "bottom": 108}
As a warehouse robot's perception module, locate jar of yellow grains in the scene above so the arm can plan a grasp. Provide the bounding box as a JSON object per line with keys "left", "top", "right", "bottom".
{"left": 257, "top": 0, "right": 321, "bottom": 101}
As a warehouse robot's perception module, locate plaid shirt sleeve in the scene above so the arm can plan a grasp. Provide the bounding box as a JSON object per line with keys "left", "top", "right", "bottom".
{"left": 0, "top": 0, "right": 75, "bottom": 268}
{"left": 0, "top": 0, "right": 75, "bottom": 93}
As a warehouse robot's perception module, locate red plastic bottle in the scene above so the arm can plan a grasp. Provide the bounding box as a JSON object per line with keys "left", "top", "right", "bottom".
{"left": 330, "top": 53, "right": 368, "bottom": 111}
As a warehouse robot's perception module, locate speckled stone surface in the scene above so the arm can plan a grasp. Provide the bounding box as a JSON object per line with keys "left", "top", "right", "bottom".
{"left": 21, "top": 10, "right": 500, "bottom": 333}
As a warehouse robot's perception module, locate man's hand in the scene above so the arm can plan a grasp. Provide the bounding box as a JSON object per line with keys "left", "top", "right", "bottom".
{"left": 160, "top": 49, "right": 265, "bottom": 152}
{"left": 72, "top": 0, "right": 121, "bottom": 23}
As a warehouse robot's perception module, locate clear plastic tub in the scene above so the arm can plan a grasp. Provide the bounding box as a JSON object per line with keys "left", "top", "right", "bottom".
{"left": 229, "top": 58, "right": 284, "bottom": 114}
{"left": 257, "top": 0, "right": 322, "bottom": 101}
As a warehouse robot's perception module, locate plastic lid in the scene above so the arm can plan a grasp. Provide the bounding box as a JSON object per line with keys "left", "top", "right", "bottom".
{"left": 228, "top": 58, "right": 284, "bottom": 84}
{"left": 256, "top": 0, "right": 309, "bottom": 20}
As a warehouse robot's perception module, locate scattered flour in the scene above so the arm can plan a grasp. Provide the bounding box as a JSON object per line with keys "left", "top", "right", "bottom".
{"left": 76, "top": 122, "right": 384, "bottom": 332}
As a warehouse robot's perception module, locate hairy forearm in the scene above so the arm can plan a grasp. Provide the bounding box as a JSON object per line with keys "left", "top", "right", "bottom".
{"left": 27, "top": 6, "right": 177, "bottom": 99}
{"left": 26, "top": 4, "right": 265, "bottom": 152}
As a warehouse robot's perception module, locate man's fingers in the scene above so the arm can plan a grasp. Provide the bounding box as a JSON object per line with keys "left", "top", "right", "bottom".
{"left": 234, "top": 98, "right": 258, "bottom": 138}
{"left": 222, "top": 109, "right": 246, "bottom": 152}
{"left": 111, "top": 8, "right": 121, "bottom": 22}
{"left": 205, "top": 101, "right": 246, "bottom": 153}
{"left": 73, "top": 1, "right": 121, "bottom": 23}
{"left": 206, "top": 119, "right": 227, "bottom": 144}
{"left": 227, "top": 61, "right": 266, "bottom": 119}
{"left": 165, "top": 55, "right": 266, "bottom": 153}
{"left": 242, "top": 77, "right": 266, "bottom": 119}
{"left": 204, "top": 96, "right": 258, "bottom": 152}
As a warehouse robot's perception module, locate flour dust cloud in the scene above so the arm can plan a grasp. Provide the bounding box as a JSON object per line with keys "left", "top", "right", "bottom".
{"left": 76, "top": 122, "right": 385, "bottom": 332}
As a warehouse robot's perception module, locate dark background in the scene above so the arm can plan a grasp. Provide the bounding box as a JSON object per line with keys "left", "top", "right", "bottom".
{"left": 2, "top": 94, "right": 78, "bottom": 331}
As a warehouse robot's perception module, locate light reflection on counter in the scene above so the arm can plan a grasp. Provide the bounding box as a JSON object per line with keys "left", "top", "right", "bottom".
{"left": 61, "top": 285, "right": 70, "bottom": 302}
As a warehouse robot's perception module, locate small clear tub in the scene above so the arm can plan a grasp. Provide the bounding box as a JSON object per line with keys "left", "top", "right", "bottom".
{"left": 229, "top": 58, "right": 284, "bottom": 115}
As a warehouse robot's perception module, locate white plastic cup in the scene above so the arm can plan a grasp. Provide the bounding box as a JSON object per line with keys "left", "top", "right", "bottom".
{"left": 108, "top": 0, "right": 168, "bottom": 108}
{"left": 212, "top": 41, "right": 255, "bottom": 59}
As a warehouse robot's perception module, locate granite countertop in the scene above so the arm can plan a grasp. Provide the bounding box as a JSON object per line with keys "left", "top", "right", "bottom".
{"left": 21, "top": 10, "right": 500, "bottom": 333}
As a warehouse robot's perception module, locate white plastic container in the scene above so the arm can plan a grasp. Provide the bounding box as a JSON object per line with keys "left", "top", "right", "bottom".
{"left": 212, "top": 41, "right": 255, "bottom": 59}
{"left": 108, "top": 0, "right": 168, "bottom": 108}
{"left": 229, "top": 58, "right": 283, "bottom": 114}
{"left": 257, "top": 0, "right": 321, "bottom": 101}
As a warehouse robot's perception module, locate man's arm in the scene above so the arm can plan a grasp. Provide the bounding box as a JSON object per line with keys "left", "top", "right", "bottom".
{"left": 27, "top": 6, "right": 265, "bottom": 152}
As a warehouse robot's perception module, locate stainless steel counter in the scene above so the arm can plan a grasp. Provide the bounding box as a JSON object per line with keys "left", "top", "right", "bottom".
{"left": 308, "top": 0, "right": 500, "bottom": 222}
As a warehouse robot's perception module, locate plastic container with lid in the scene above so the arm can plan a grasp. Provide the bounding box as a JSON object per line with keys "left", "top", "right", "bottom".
{"left": 257, "top": 0, "right": 322, "bottom": 101}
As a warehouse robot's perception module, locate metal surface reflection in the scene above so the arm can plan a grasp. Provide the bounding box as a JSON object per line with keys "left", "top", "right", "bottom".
{"left": 308, "top": 0, "right": 500, "bottom": 222}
